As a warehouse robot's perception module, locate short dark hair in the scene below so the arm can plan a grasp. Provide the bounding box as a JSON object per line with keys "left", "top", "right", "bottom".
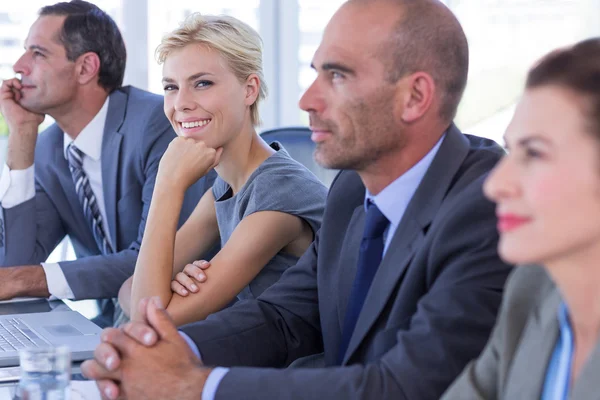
{"left": 39, "top": 0, "right": 126, "bottom": 92}
{"left": 527, "top": 38, "right": 600, "bottom": 140}
{"left": 363, "top": 0, "right": 469, "bottom": 122}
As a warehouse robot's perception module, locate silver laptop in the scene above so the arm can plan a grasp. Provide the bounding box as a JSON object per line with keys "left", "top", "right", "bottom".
{"left": 0, "top": 311, "right": 102, "bottom": 367}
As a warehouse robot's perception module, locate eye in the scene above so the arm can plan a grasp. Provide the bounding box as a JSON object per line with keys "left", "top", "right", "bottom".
{"left": 330, "top": 71, "right": 345, "bottom": 80}
{"left": 163, "top": 84, "right": 177, "bottom": 92}
{"left": 525, "top": 148, "right": 542, "bottom": 159}
{"left": 195, "top": 80, "right": 213, "bottom": 89}
{"left": 32, "top": 51, "right": 44, "bottom": 58}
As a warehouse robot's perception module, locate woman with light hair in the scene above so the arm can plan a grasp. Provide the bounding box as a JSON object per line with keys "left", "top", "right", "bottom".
{"left": 117, "top": 13, "right": 327, "bottom": 326}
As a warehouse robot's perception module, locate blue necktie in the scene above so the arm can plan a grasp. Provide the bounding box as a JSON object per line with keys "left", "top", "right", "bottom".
{"left": 338, "top": 202, "right": 389, "bottom": 364}
{"left": 66, "top": 143, "right": 113, "bottom": 255}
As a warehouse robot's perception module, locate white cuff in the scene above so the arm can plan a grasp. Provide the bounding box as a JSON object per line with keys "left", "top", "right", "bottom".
{"left": 41, "top": 262, "right": 75, "bottom": 300}
{"left": 0, "top": 164, "right": 35, "bottom": 208}
{"left": 202, "top": 367, "right": 230, "bottom": 400}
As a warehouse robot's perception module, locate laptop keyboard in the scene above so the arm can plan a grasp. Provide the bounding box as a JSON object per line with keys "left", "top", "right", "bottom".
{"left": 0, "top": 318, "right": 47, "bottom": 352}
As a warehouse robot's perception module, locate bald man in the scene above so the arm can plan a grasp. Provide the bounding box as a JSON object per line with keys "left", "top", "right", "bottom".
{"left": 82, "top": 1, "right": 512, "bottom": 399}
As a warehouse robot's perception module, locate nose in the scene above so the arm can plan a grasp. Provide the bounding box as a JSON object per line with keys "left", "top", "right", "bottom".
{"left": 483, "top": 155, "right": 520, "bottom": 204}
{"left": 13, "top": 53, "right": 31, "bottom": 76}
{"left": 173, "top": 86, "right": 197, "bottom": 112}
{"left": 299, "top": 75, "right": 325, "bottom": 115}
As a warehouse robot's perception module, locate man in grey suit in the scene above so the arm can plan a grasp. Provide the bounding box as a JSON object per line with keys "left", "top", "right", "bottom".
{"left": 82, "top": 0, "right": 512, "bottom": 398}
{"left": 0, "top": 1, "right": 214, "bottom": 325}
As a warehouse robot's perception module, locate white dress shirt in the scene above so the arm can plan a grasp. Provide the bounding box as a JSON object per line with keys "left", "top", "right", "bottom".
{"left": 0, "top": 98, "right": 111, "bottom": 299}
{"left": 190, "top": 134, "right": 446, "bottom": 400}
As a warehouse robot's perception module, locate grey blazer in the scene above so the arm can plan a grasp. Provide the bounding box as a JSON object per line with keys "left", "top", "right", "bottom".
{"left": 181, "top": 125, "right": 513, "bottom": 400}
{"left": 0, "top": 86, "right": 215, "bottom": 300}
{"left": 443, "top": 266, "right": 599, "bottom": 400}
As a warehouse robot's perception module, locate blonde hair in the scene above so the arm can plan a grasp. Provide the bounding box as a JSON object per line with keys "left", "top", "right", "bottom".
{"left": 156, "top": 13, "right": 268, "bottom": 126}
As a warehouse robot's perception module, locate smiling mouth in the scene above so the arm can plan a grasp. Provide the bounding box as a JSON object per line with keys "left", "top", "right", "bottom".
{"left": 180, "top": 119, "right": 211, "bottom": 129}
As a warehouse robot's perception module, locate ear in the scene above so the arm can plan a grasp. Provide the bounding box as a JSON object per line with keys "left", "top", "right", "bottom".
{"left": 76, "top": 52, "right": 101, "bottom": 86}
{"left": 398, "top": 72, "right": 436, "bottom": 123}
{"left": 243, "top": 74, "right": 260, "bottom": 106}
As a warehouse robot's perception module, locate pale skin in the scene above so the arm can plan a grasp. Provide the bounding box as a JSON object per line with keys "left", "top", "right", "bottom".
{"left": 83, "top": 2, "right": 456, "bottom": 398}
{"left": 0, "top": 15, "right": 109, "bottom": 299}
{"left": 484, "top": 86, "right": 600, "bottom": 386}
{"left": 118, "top": 43, "right": 315, "bottom": 327}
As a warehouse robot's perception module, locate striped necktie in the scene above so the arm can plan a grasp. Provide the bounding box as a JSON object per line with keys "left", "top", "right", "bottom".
{"left": 66, "top": 143, "right": 113, "bottom": 255}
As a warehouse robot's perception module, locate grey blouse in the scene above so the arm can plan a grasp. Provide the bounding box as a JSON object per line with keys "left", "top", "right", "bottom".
{"left": 212, "top": 142, "right": 328, "bottom": 300}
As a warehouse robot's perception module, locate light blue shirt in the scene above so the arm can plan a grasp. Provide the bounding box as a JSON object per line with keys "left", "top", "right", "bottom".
{"left": 183, "top": 133, "right": 446, "bottom": 400}
{"left": 541, "top": 302, "right": 573, "bottom": 400}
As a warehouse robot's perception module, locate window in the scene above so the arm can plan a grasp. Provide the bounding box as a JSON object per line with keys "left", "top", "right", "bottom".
{"left": 297, "top": 0, "right": 346, "bottom": 124}
{"left": 445, "top": 0, "right": 600, "bottom": 143}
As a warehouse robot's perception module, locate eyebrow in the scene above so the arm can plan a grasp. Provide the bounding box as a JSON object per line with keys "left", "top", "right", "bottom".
{"left": 310, "top": 62, "right": 355, "bottom": 75}
{"left": 503, "top": 134, "right": 551, "bottom": 149}
{"left": 26, "top": 44, "right": 51, "bottom": 54}
{"left": 162, "top": 72, "right": 214, "bottom": 84}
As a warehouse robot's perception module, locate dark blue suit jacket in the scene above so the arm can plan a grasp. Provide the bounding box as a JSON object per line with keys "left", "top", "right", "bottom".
{"left": 181, "top": 125, "right": 513, "bottom": 400}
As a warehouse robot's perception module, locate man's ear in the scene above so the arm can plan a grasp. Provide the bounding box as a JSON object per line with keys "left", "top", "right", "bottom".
{"left": 77, "top": 52, "right": 101, "bottom": 86}
{"left": 398, "top": 72, "right": 436, "bottom": 123}
{"left": 244, "top": 74, "right": 260, "bottom": 106}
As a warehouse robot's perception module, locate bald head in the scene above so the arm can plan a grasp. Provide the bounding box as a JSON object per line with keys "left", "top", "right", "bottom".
{"left": 345, "top": 0, "right": 469, "bottom": 122}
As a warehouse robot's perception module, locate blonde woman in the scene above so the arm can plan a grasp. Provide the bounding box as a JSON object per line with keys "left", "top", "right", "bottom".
{"left": 443, "top": 38, "right": 600, "bottom": 399}
{"left": 118, "top": 14, "right": 327, "bottom": 326}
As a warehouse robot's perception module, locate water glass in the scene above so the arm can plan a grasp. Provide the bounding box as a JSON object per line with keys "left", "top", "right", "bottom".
{"left": 17, "top": 346, "right": 71, "bottom": 400}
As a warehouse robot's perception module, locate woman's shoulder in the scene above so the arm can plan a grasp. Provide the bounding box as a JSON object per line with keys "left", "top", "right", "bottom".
{"left": 245, "top": 143, "right": 328, "bottom": 197}
{"left": 497, "top": 265, "right": 558, "bottom": 339}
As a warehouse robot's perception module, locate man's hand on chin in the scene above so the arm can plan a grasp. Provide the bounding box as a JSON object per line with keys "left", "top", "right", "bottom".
{"left": 81, "top": 297, "right": 211, "bottom": 400}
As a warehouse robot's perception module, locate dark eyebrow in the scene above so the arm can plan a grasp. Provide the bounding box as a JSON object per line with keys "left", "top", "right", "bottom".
{"left": 27, "top": 45, "right": 51, "bottom": 54}
{"left": 310, "top": 62, "right": 355, "bottom": 75}
{"left": 162, "top": 72, "right": 214, "bottom": 84}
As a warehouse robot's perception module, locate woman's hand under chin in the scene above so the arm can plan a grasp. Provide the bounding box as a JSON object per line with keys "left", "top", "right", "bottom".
{"left": 157, "top": 137, "right": 223, "bottom": 192}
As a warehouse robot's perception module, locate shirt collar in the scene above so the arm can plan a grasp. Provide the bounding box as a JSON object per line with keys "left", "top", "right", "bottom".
{"left": 365, "top": 133, "right": 446, "bottom": 227}
{"left": 63, "top": 96, "right": 110, "bottom": 161}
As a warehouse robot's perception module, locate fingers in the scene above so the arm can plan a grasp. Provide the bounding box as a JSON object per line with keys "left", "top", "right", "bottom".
{"left": 194, "top": 260, "right": 211, "bottom": 270}
{"left": 146, "top": 297, "right": 180, "bottom": 341}
{"left": 1, "top": 78, "right": 21, "bottom": 101}
{"left": 174, "top": 271, "right": 198, "bottom": 293}
{"left": 122, "top": 320, "right": 158, "bottom": 347}
{"left": 171, "top": 279, "right": 190, "bottom": 296}
{"left": 136, "top": 297, "right": 151, "bottom": 324}
{"left": 101, "top": 326, "right": 140, "bottom": 358}
{"left": 96, "top": 379, "right": 121, "bottom": 400}
{"left": 93, "top": 341, "right": 121, "bottom": 372}
{"left": 81, "top": 358, "right": 119, "bottom": 382}
{"left": 186, "top": 261, "right": 209, "bottom": 281}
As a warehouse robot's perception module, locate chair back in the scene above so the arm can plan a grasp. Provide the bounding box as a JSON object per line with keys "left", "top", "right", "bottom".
{"left": 260, "top": 126, "right": 338, "bottom": 187}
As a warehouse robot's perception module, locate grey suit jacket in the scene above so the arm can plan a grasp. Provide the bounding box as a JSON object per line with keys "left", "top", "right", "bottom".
{"left": 443, "top": 266, "right": 598, "bottom": 399}
{"left": 0, "top": 86, "right": 216, "bottom": 300}
{"left": 181, "top": 125, "right": 513, "bottom": 400}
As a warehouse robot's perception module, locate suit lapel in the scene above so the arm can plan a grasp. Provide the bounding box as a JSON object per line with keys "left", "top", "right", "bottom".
{"left": 341, "top": 124, "right": 471, "bottom": 364}
{"left": 101, "top": 89, "right": 126, "bottom": 248}
{"left": 337, "top": 206, "right": 367, "bottom": 329}
{"left": 504, "top": 289, "right": 561, "bottom": 399}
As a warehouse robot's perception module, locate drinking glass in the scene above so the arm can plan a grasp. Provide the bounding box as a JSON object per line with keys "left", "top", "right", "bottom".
{"left": 17, "top": 346, "right": 71, "bottom": 400}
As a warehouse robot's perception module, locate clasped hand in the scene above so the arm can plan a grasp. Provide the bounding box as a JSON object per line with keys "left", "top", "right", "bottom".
{"left": 156, "top": 137, "right": 223, "bottom": 191}
{"left": 81, "top": 297, "right": 211, "bottom": 400}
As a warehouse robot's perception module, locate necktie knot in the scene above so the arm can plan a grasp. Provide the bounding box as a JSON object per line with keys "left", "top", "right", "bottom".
{"left": 67, "top": 143, "right": 84, "bottom": 169}
{"left": 363, "top": 202, "right": 388, "bottom": 239}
